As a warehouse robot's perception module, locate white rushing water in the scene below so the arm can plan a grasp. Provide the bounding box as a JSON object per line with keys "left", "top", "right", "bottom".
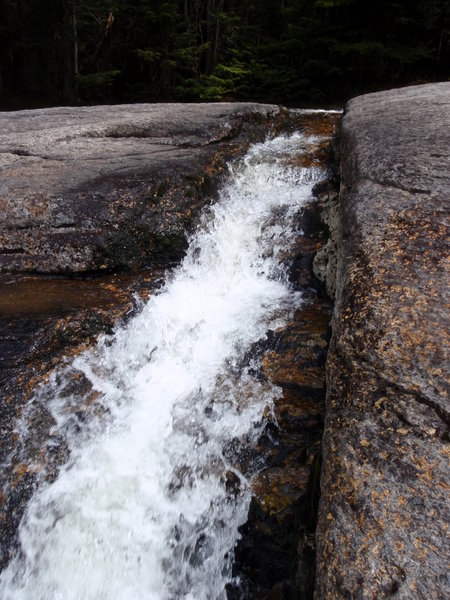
{"left": 1, "top": 131, "right": 326, "bottom": 600}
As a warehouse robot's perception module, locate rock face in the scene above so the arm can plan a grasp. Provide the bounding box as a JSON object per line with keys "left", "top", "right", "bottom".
{"left": 0, "top": 103, "right": 278, "bottom": 273}
{"left": 315, "top": 83, "right": 450, "bottom": 599}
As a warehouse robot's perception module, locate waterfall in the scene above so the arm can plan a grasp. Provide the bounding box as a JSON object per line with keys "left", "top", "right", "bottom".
{"left": 0, "top": 130, "right": 327, "bottom": 600}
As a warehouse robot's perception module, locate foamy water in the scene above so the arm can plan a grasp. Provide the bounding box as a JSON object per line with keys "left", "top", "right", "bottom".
{"left": 0, "top": 130, "right": 327, "bottom": 599}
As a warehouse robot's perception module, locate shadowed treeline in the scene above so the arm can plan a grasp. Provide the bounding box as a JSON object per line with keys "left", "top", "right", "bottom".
{"left": 0, "top": 0, "right": 449, "bottom": 109}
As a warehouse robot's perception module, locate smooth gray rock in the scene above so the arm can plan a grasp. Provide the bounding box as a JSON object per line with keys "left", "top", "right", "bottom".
{"left": 315, "top": 83, "right": 450, "bottom": 599}
{"left": 0, "top": 102, "right": 278, "bottom": 273}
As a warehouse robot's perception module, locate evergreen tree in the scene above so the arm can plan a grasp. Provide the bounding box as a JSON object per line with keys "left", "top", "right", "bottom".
{"left": 0, "top": 0, "right": 448, "bottom": 107}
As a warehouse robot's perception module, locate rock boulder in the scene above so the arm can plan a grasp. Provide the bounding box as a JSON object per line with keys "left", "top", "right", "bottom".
{"left": 0, "top": 103, "right": 278, "bottom": 273}
{"left": 315, "top": 83, "right": 450, "bottom": 599}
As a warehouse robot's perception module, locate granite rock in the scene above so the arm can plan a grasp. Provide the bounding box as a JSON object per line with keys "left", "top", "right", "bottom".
{"left": 315, "top": 83, "right": 450, "bottom": 599}
{"left": 0, "top": 103, "right": 278, "bottom": 273}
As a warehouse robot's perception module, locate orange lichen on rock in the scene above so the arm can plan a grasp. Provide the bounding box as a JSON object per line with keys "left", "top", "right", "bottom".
{"left": 315, "top": 83, "right": 450, "bottom": 600}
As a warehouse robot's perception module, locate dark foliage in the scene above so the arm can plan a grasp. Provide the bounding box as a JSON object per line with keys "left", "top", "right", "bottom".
{"left": 0, "top": 0, "right": 448, "bottom": 108}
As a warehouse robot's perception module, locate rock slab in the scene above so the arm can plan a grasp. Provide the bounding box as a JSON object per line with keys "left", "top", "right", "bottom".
{"left": 0, "top": 102, "right": 278, "bottom": 273}
{"left": 315, "top": 83, "right": 450, "bottom": 599}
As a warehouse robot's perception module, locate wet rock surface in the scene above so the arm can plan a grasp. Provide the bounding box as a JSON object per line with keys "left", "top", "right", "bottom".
{"left": 0, "top": 108, "right": 341, "bottom": 591}
{"left": 229, "top": 112, "right": 340, "bottom": 599}
{"left": 0, "top": 269, "right": 165, "bottom": 569}
{"left": 0, "top": 103, "right": 280, "bottom": 565}
{"left": 0, "top": 103, "right": 278, "bottom": 274}
{"left": 0, "top": 107, "right": 340, "bottom": 585}
{"left": 315, "top": 83, "right": 450, "bottom": 599}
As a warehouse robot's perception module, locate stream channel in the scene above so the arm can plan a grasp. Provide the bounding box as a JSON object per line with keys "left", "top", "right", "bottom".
{"left": 0, "top": 111, "right": 339, "bottom": 599}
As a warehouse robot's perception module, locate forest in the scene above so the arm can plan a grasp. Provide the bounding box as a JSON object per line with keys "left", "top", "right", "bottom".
{"left": 0, "top": 0, "right": 449, "bottom": 109}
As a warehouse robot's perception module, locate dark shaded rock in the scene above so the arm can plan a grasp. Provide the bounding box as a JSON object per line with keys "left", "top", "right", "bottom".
{"left": 0, "top": 103, "right": 278, "bottom": 273}
{"left": 315, "top": 83, "right": 450, "bottom": 599}
{"left": 229, "top": 269, "right": 331, "bottom": 600}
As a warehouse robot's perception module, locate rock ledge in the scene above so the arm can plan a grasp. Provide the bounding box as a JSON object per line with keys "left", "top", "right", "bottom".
{"left": 0, "top": 102, "right": 278, "bottom": 273}
{"left": 316, "top": 83, "right": 450, "bottom": 599}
